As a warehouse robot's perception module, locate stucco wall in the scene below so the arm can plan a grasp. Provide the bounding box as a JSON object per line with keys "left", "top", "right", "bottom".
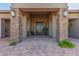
{"left": 68, "top": 11, "right": 79, "bottom": 38}
{"left": 69, "top": 19, "right": 79, "bottom": 38}
{"left": 0, "top": 13, "right": 11, "bottom": 19}
{"left": 11, "top": 3, "right": 68, "bottom": 8}
{"left": 52, "top": 15, "right": 57, "bottom": 38}
{"left": 68, "top": 12, "right": 79, "bottom": 19}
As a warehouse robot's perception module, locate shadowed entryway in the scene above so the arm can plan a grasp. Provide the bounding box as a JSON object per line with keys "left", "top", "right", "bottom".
{"left": 31, "top": 12, "right": 49, "bottom": 35}
{"left": 1, "top": 19, "right": 10, "bottom": 38}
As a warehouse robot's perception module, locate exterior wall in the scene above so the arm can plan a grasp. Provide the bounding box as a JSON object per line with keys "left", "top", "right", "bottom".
{"left": 68, "top": 11, "right": 79, "bottom": 38}
{"left": 68, "top": 12, "right": 79, "bottom": 19}
{"left": 11, "top": 3, "right": 68, "bottom": 8}
{"left": 0, "top": 13, "right": 11, "bottom": 18}
{"left": 68, "top": 19, "right": 79, "bottom": 38}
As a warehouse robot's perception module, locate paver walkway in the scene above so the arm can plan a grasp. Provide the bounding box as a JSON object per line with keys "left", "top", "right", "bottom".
{"left": 0, "top": 36, "right": 79, "bottom": 56}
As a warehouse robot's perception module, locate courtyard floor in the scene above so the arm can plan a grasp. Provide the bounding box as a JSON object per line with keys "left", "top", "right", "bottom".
{"left": 0, "top": 36, "right": 79, "bottom": 56}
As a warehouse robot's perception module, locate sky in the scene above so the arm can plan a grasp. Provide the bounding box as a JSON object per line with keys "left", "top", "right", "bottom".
{"left": 68, "top": 3, "right": 79, "bottom": 10}
{"left": 0, "top": 3, "right": 79, "bottom": 10}
{"left": 0, "top": 3, "right": 11, "bottom": 10}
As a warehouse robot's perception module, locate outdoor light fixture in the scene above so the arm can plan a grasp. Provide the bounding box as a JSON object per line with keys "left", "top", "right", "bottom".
{"left": 11, "top": 10, "right": 16, "bottom": 17}
{"left": 63, "top": 11, "right": 68, "bottom": 17}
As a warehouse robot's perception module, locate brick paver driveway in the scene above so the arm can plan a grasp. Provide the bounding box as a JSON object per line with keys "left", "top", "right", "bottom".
{"left": 0, "top": 36, "right": 79, "bottom": 56}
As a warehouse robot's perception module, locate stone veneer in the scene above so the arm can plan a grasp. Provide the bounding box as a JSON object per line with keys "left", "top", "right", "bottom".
{"left": 10, "top": 8, "right": 22, "bottom": 42}
{"left": 58, "top": 8, "right": 68, "bottom": 41}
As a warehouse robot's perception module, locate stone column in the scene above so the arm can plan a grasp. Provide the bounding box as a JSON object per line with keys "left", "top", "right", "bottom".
{"left": 22, "top": 15, "right": 27, "bottom": 38}
{"left": 49, "top": 14, "right": 52, "bottom": 36}
{"left": 58, "top": 8, "right": 68, "bottom": 41}
{"left": 0, "top": 18, "right": 1, "bottom": 38}
{"left": 27, "top": 17, "right": 31, "bottom": 32}
{"left": 10, "top": 8, "right": 22, "bottom": 42}
{"left": 52, "top": 15, "right": 57, "bottom": 38}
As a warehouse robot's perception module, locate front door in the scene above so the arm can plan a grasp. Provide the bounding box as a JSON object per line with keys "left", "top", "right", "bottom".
{"left": 36, "top": 22, "right": 44, "bottom": 35}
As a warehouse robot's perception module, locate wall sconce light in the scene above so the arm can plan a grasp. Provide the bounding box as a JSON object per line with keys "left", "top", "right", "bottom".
{"left": 63, "top": 11, "right": 68, "bottom": 17}
{"left": 11, "top": 10, "right": 16, "bottom": 17}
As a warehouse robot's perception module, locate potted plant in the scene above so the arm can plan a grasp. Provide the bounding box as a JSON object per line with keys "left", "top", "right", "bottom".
{"left": 42, "top": 27, "right": 48, "bottom": 35}
{"left": 27, "top": 31, "right": 31, "bottom": 36}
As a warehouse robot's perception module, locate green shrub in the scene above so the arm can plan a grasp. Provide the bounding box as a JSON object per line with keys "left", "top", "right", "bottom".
{"left": 59, "top": 39, "right": 75, "bottom": 48}
{"left": 9, "top": 39, "right": 17, "bottom": 46}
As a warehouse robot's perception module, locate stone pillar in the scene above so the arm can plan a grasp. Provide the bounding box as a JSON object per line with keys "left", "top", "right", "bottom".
{"left": 10, "top": 8, "right": 22, "bottom": 42}
{"left": 22, "top": 15, "right": 27, "bottom": 38}
{"left": 52, "top": 15, "right": 57, "bottom": 38}
{"left": 49, "top": 13, "right": 57, "bottom": 38}
{"left": 0, "top": 18, "right": 1, "bottom": 38}
{"left": 58, "top": 8, "right": 68, "bottom": 41}
{"left": 27, "top": 17, "right": 31, "bottom": 31}
{"left": 49, "top": 14, "right": 52, "bottom": 36}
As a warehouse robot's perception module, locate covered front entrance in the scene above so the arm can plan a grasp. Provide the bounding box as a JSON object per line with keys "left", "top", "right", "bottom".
{"left": 31, "top": 12, "right": 49, "bottom": 35}
{"left": 10, "top": 8, "right": 68, "bottom": 42}
{"left": 21, "top": 11, "right": 57, "bottom": 38}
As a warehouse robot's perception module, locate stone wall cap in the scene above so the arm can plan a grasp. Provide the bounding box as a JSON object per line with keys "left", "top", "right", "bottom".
{"left": 0, "top": 10, "right": 11, "bottom": 13}
{"left": 68, "top": 10, "right": 79, "bottom": 13}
